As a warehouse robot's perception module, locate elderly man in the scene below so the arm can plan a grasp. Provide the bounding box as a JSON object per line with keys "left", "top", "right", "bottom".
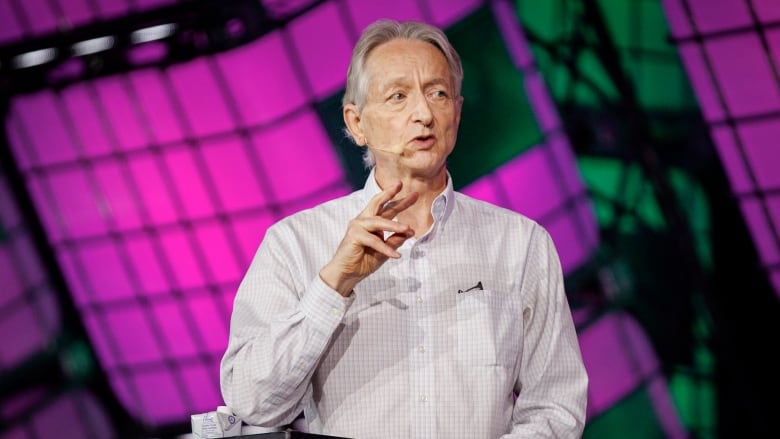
{"left": 220, "top": 19, "right": 588, "bottom": 438}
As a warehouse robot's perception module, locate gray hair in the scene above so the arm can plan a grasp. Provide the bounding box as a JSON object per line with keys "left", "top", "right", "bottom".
{"left": 342, "top": 19, "right": 464, "bottom": 167}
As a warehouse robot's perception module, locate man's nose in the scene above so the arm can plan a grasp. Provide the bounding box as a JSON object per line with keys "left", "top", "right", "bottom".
{"left": 411, "top": 95, "right": 433, "bottom": 126}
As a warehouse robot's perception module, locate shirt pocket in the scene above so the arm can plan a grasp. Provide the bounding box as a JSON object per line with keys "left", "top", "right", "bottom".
{"left": 455, "top": 290, "right": 521, "bottom": 368}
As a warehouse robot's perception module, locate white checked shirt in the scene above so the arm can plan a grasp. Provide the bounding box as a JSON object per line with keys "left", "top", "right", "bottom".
{"left": 220, "top": 170, "right": 588, "bottom": 438}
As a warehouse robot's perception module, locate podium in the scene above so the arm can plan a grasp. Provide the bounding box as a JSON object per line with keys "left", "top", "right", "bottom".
{"left": 237, "top": 432, "right": 351, "bottom": 439}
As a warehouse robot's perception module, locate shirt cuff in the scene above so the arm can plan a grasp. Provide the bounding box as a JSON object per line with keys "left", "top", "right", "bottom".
{"left": 299, "top": 275, "right": 355, "bottom": 332}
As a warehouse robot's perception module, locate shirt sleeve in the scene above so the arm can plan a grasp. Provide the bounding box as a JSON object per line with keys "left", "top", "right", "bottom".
{"left": 219, "top": 224, "right": 354, "bottom": 427}
{"left": 505, "top": 225, "right": 589, "bottom": 438}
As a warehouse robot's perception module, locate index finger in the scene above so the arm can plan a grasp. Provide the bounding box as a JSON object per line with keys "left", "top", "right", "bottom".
{"left": 379, "top": 191, "right": 419, "bottom": 219}
{"left": 363, "top": 181, "right": 403, "bottom": 216}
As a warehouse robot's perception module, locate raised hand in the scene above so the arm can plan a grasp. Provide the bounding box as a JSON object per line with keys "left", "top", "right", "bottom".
{"left": 319, "top": 181, "right": 418, "bottom": 296}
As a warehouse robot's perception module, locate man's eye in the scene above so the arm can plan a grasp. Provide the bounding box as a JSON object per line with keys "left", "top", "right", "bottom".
{"left": 431, "top": 90, "right": 448, "bottom": 99}
{"left": 390, "top": 93, "right": 405, "bottom": 101}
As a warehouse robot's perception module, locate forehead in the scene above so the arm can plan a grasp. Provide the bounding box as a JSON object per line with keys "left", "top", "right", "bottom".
{"left": 364, "top": 38, "right": 451, "bottom": 85}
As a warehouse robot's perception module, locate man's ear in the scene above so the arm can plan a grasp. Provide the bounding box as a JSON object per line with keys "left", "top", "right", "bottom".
{"left": 343, "top": 104, "right": 366, "bottom": 146}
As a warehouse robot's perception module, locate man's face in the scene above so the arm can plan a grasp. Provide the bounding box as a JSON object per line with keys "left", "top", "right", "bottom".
{"left": 348, "top": 38, "right": 462, "bottom": 178}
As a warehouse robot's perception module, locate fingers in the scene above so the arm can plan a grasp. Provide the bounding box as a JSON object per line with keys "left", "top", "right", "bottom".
{"left": 364, "top": 181, "right": 418, "bottom": 218}
{"left": 326, "top": 182, "right": 418, "bottom": 288}
{"left": 379, "top": 191, "right": 418, "bottom": 220}
{"left": 385, "top": 229, "right": 414, "bottom": 253}
{"left": 366, "top": 181, "right": 403, "bottom": 216}
{"left": 348, "top": 216, "right": 412, "bottom": 254}
{"left": 354, "top": 228, "right": 411, "bottom": 259}
{"left": 354, "top": 216, "right": 412, "bottom": 236}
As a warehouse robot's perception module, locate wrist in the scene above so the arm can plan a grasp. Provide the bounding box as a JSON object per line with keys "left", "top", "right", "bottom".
{"left": 319, "top": 264, "right": 358, "bottom": 297}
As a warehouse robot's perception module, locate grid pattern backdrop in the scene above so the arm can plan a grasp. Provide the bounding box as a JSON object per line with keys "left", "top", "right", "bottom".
{"left": 0, "top": 158, "right": 117, "bottom": 437}
{"left": 3, "top": 0, "right": 600, "bottom": 431}
{"left": 0, "top": 0, "right": 180, "bottom": 44}
{"left": 662, "top": 0, "right": 780, "bottom": 299}
{"left": 1, "top": 0, "right": 777, "bottom": 438}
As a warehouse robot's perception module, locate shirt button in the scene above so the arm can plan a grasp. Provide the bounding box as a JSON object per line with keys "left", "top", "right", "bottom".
{"left": 419, "top": 395, "right": 428, "bottom": 402}
{"left": 412, "top": 247, "right": 422, "bottom": 257}
{"left": 418, "top": 345, "right": 425, "bottom": 353}
{"left": 416, "top": 296, "right": 423, "bottom": 303}
{"left": 330, "top": 308, "right": 340, "bottom": 316}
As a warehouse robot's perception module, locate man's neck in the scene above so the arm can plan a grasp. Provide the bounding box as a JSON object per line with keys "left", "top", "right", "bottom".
{"left": 373, "top": 167, "right": 448, "bottom": 237}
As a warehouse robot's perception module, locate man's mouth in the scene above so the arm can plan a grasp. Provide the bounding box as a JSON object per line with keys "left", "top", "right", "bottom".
{"left": 412, "top": 134, "right": 435, "bottom": 145}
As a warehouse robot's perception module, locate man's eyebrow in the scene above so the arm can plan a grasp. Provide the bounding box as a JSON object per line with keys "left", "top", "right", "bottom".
{"left": 377, "top": 77, "right": 409, "bottom": 91}
{"left": 425, "top": 78, "right": 450, "bottom": 87}
{"left": 377, "top": 77, "right": 451, "bottom": 92}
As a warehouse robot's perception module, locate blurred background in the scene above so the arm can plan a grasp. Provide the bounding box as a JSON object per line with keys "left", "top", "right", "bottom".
{"left": 1, "top": 0, "right": 778, "bottom": 438}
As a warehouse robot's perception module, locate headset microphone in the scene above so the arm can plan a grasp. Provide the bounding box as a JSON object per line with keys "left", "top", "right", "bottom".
{"left": 366, "top": 143, "right": 404, "bottom": 155}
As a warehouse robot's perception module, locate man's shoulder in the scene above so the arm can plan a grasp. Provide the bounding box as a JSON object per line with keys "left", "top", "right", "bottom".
{"left": 453, "top": 191, "right": 539, "bottom": 229}
{"left": 271, "top": 189, "right": 364, "bottom": 231}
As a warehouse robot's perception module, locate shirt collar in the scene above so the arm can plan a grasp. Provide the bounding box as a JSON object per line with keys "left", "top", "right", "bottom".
{"left": 361, "top": 167, "right": 455, "bottom": 227}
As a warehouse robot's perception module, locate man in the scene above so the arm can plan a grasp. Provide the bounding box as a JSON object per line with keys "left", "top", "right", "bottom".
{"left": 220, "top": 19, "right": 588, "bottom": 438}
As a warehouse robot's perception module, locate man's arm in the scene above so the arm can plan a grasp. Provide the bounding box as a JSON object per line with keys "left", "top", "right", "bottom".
{"left": 505, "top": 226, "right": 588, "bottom": 438}
{"left": 220, "top": 225, "right": 352, "bottom": 427}
{"left": 220, "top": 181, "right": 418, "bottom": 427}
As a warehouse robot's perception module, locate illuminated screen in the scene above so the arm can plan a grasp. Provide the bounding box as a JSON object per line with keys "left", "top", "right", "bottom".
{"left": 663, "top": 0, "right": 780, "bottom": 298}
{"left": 3, "top": 0, "right": 598, "bottom": 427}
